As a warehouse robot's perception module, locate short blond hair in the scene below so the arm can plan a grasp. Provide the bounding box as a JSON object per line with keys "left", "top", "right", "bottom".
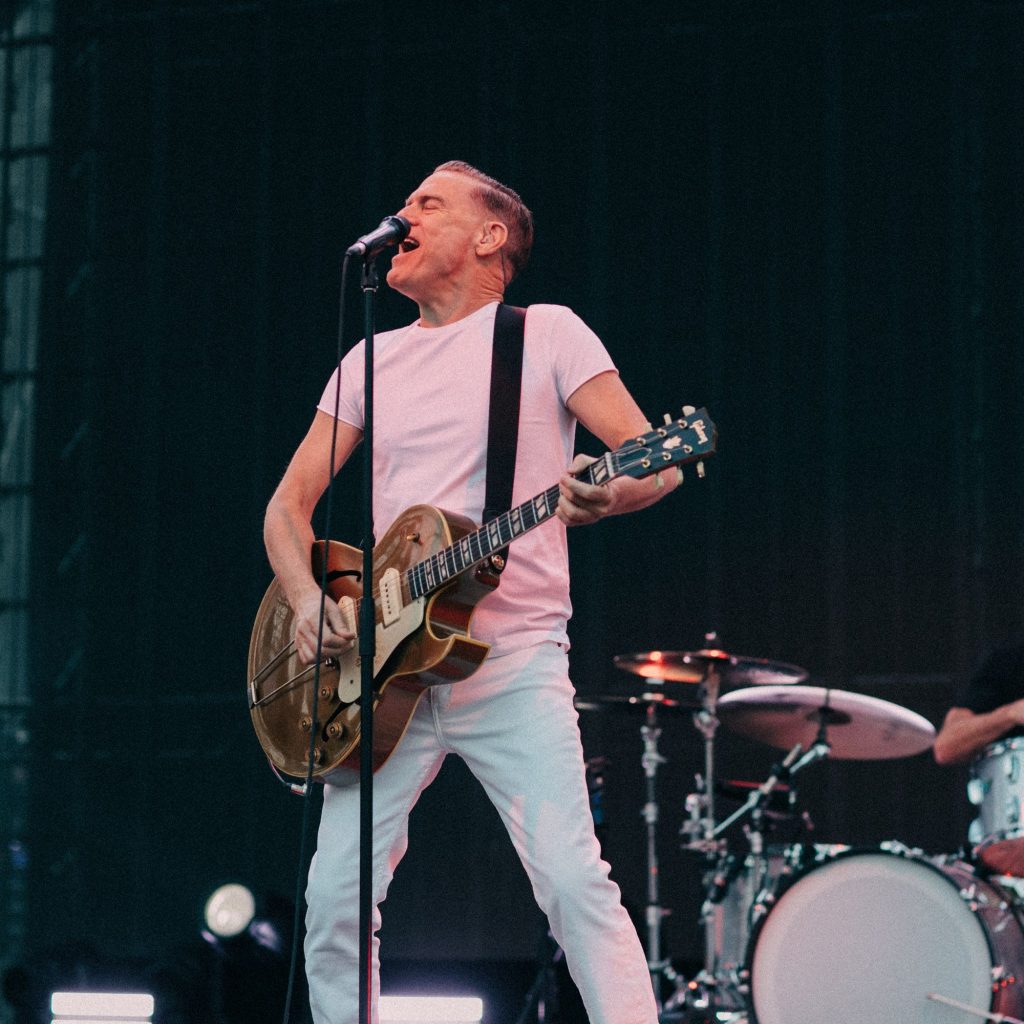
{"left": 434, "top": 160, "right": 534, "bottom": 284}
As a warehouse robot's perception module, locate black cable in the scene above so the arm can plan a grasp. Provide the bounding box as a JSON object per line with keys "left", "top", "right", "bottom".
{"left": 280, "top": 252, "right": 354, "bottom": 1024}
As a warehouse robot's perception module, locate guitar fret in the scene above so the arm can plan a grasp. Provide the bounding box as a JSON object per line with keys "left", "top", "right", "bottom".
{"left": 487, "top": 519, "right": 501, "bottom": 551}
{"left": 510, "top": 507, "right": 523, "bottom": 535}
{"left": 460, "top": 536, "right": 472, "bottom": 566}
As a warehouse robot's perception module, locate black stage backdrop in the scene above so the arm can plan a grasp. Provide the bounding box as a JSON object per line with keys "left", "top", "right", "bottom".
{"left": 29, "top": 0, "right": 1024, "bottom": 977}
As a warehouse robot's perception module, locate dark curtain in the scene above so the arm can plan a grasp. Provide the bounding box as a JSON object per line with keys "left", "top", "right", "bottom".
{"left": 30, "top": 0, "right": 1024, "bottom": 968}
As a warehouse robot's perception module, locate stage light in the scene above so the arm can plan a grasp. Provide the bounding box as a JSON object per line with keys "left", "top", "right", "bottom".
{"left": 203, "top": 883, "right": 256, "bottom": 939}
{"left": 50, "top": 990, "right": 154, "bottom": 1022}
{"left": 379, "top": 995, "right": 484, "bottom": 1023}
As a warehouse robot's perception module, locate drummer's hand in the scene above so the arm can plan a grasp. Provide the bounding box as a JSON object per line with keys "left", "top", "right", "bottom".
{"left": 293, "top": 589, "right": 355, "bottom": 665}
{"left": 557, "top": 454, "right": 615, "bottom": 526}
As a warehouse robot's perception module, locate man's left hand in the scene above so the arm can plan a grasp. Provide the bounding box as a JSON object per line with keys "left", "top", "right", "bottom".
{"left": 557, "top": 454, "right": 615, "bottom": 526}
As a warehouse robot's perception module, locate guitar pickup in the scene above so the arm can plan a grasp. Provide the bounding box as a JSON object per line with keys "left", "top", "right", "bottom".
{"left": 379, "top": 567, "right": 402, "bottom": 627}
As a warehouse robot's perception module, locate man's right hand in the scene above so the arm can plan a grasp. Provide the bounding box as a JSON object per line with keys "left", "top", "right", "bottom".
{"left": 293, "top": 590, "right": 356, "bottom": 665}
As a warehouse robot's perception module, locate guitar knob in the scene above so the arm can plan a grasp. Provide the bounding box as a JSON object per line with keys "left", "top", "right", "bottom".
{"left": 299, "top": 716, "right": 312, "bottom": 732}
{"left": 682, "top": 405, "right": 696, "bottom": 416}
{"left": 697, "top": 461, "right": 706, "bottom": 479}
{"left": 327, "top": 722, "right": 344, "bottom": 739}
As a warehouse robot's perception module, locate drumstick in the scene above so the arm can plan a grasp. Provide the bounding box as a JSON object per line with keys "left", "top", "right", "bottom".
{"left": 927, "top": 992, "right": 1024, "bottom": 1024}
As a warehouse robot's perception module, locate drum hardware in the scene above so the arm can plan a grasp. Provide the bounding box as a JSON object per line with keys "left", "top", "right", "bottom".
{"left": 603, "top": 635, "right": 807, "bottom": 1016}
{"left": 573, "top": 684, "right": 692, "bottom": 1010}
{"left": 639, "top": 696, "right": 673, "bottom": 1007}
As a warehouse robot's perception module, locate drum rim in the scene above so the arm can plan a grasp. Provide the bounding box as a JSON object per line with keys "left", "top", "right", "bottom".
{"left": 977, "top": 736, "right": 1024, "bottom": 761}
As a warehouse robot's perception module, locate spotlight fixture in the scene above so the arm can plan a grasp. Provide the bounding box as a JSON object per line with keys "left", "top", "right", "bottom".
{"left": 203, "top": 883, "right": 257, "bottom": 939}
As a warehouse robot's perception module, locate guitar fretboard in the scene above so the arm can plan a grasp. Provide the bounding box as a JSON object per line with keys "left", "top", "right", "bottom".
{"left": 405, "top": 453, "right": 615, "bottom": 600}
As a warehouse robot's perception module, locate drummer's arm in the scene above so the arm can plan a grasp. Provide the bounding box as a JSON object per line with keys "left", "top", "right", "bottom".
{"left": 933, "top": 701, "right": 1024, "bottom": 765}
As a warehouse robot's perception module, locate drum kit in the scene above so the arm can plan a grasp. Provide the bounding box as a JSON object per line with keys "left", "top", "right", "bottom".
{"left": 578, "top": 635, "right": 1024, "bottom": 1024}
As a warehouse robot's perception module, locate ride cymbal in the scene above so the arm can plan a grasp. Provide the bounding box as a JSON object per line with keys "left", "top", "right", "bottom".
{"left": 717, "top": 684, "right": 936, "bottom": 760}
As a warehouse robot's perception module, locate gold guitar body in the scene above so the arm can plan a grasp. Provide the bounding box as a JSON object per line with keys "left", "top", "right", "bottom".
{"left": 247, "top": 505, "right": 500, "bottom": 786}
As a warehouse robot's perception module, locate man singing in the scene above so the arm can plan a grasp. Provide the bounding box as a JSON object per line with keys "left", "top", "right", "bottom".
{"left": 263, "top": 161, "right": 679, "bottom": 1024}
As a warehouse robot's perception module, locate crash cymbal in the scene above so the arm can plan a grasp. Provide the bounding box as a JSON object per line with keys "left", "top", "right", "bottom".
{"left": 717, "top": 684, "right": 936, "bottom": 760}
{"left": 613, "top": 649, "right": 808, "bottom": 687}
{"left": 574, "top": 690, "right": 692, "bottom": 712}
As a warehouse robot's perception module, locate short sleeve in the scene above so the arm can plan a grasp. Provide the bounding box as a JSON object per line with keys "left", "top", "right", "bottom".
{"left": 530, "top": 305, "right": 617, "bottom": 407}
{"left": 316, "top": 341, "right": 365, "bottom": 429}
{"left": 956, "top": 643, "right": 1024, "bottom": 713}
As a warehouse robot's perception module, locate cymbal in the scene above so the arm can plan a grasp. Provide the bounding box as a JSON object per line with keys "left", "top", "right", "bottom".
{"left": 717, "top": 684, "right": 936, "bottom": 760}
{"left": 717, "top": 777, "right": 795, "bottom": 815}
{"left": 574, "top": 691, "right": 691, "bottom": 712}
{"left": 613, "top": 649, "right": 808, "bottom": 687}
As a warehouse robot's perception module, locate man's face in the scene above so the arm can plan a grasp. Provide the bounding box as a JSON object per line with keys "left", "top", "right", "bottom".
{"left": 387, "top": 172, "right": 488, "bottom": 301}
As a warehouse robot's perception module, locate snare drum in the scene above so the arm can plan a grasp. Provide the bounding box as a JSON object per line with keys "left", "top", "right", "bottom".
{"left": 745, "top": 844, "right": 1024, "bottom": 1024}
{"left": 970, "top": 738, "right": 1024, "bottom": 876}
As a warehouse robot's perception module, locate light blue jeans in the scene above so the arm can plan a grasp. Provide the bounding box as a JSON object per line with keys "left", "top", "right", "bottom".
{"left": 305, "top": 640, "right": 658, "bottom": 1024}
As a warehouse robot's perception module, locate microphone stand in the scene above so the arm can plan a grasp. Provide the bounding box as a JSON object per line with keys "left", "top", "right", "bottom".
{"left": 357, "top": 255, "right": 379, "bottom": 1024}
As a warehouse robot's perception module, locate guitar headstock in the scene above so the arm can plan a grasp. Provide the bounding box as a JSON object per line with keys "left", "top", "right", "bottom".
{"left": 613, "top": 406, "right": 717, "bottom": 482}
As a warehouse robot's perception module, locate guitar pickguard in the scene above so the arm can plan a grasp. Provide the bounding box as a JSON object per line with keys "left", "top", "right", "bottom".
{"left": 335, "top": 596, "right": 427, "bottom": 703}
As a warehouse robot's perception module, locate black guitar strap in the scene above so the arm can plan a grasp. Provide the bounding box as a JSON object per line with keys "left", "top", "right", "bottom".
{"left": 483, "top": 303, "right": 527, "bottom": 568}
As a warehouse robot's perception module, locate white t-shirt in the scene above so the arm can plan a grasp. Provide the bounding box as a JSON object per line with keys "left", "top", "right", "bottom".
{"left": 317, "top": 301, "right": 616, "bottom": 657}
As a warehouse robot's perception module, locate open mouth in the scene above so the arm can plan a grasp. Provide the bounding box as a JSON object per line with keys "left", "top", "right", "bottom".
{"left": 399, "top": 238, "right": 420, "bottom": 253}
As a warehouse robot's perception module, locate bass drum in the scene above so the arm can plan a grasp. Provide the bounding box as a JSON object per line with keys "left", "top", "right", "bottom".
{"left": 746, "top": 845, "right": 1024, "bottom": 1024}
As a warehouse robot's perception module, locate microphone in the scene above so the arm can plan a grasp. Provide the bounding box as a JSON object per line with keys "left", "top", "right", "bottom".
{"left": 345, "top": 215, "right": 411, "bottom": 259}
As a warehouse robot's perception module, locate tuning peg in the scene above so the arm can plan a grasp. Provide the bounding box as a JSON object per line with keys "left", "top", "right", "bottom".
{"left": 663, "top": 413, "right": 672, "bottom": 425}
{"left": 697, "top": 461, "right": 706, "bottom": 479}
{"left": 682, "top": 405, "right": 695, "bottom": 416}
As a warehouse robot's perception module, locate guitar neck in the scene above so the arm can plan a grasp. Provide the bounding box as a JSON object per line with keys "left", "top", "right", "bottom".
{"left": 405, "top": 454, "right": 616, "bottom": 601}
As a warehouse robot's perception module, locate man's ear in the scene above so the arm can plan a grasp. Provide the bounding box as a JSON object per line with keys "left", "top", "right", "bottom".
{"left": 477, "top": 220, "right": 509, "bottom": 256}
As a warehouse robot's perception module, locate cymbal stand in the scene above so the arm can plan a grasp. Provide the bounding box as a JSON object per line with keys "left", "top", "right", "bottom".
{"left": 640, "top": 697, "right": 676, "bottom": 1008}
{"left": 690, "top": 661, "right": 724, "bottom": 993}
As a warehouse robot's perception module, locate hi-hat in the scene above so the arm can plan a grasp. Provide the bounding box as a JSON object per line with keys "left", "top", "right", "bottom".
{"left": 574, "top": 691, "right": 691, "bottom": 712}
{"left": 613, "top": 648, "right": 808, "bottom": 687}
{"left": 717, "top": 684, "right": 936, "bottom": 760}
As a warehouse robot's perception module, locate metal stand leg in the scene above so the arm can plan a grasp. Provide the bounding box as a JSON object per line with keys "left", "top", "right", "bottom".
{"left": 641, "top": 704, "right": 669, "bottom": 1007}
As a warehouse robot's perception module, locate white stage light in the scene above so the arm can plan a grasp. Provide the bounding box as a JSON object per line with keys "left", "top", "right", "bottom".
{"left": 379, "top": 995, "right": 484, "bottom": 1023}
{"left": 50, "top": 991, "right": 154, "bottom": 1021}
{"left": 203, "top": 882, "right": 256, "bottom": 938}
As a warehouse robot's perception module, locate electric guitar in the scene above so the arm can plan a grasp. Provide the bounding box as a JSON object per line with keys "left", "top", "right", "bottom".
{"left": 247, "top": 408, "right": 717, "bottom": 787}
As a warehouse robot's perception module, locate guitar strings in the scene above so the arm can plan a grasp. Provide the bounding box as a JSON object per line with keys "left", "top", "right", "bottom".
{"left": 253, "top": 452, "right": 628, "bottom": 703}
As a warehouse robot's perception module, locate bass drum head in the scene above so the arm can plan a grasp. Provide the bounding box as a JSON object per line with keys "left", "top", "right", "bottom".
{"left": 749, "top": 851, "right": 998, "bottom": 1024}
